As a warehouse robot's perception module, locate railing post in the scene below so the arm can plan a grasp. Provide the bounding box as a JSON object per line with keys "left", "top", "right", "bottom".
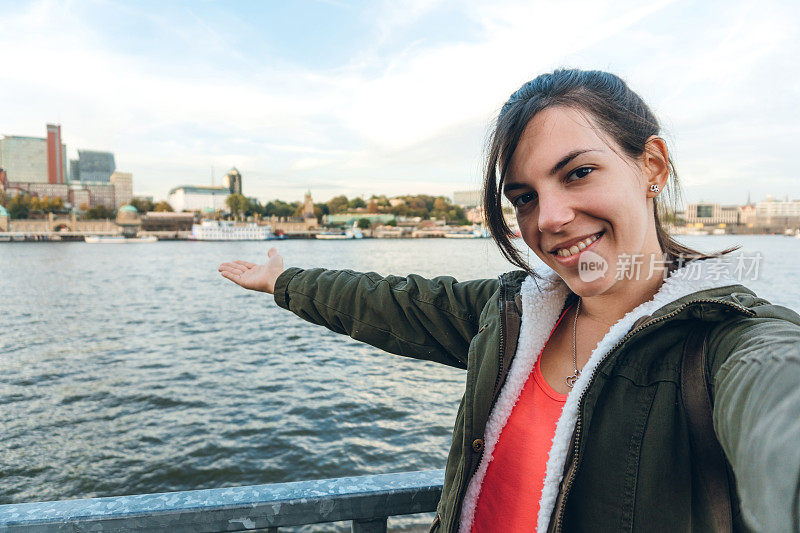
{"left": 352, "top": 517, "right": 387, "bottom": 533}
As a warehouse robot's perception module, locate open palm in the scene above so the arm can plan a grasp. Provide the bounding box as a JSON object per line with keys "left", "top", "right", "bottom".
{"left": 218, "top": 247, "right": 284, "bottom": 294}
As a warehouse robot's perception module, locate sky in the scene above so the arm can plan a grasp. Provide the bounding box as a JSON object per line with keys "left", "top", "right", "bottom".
{"left": 1, "top": 0, "right": 798, "bottom": 206}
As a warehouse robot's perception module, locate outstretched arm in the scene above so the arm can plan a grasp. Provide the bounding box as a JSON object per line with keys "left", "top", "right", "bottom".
{"left": 218, "top": 249, "right": 499, "bottom": 369}
{"left": 711, "top": 313, "right": 800, "bottom": 531}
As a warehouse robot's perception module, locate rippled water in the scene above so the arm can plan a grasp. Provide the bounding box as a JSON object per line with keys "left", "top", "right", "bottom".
{"left": 1, "top": 235, "right": 798, "bottom": 529}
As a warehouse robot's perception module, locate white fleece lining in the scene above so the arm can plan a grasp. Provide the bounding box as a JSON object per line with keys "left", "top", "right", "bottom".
{"left": 457, "top": 258, "right": 739, "bottom": 533}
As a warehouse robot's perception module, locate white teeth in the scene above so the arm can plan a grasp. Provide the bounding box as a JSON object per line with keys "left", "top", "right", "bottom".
{"left": 556, "top": 232, "right": 602, "bottom": 257}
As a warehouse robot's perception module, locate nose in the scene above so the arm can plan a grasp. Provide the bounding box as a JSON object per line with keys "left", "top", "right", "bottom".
{"left": 537, "top": 190, "right": 575, "bottom": 234}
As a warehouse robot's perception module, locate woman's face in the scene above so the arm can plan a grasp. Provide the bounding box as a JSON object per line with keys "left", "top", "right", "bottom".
{"left": 505, "top": 105, "right": 663, "bottom": 296}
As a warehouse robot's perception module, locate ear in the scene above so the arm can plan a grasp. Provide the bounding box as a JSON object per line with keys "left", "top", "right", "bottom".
{"left": 642, "top": 136, "right": 669, "bottom": 197}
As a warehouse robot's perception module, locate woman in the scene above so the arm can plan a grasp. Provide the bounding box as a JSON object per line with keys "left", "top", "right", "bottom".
{"left": 218, "top": 69, "right": 800, "bottom": 532}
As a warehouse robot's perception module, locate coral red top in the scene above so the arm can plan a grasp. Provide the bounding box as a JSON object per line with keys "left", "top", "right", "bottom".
{"left": 471, "top": 303, "right": 572, "bottom": 533}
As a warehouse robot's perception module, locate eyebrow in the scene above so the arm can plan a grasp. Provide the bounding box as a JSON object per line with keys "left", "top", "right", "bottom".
{"left": 503, "top": 148, "right": 599, "bottom": 195}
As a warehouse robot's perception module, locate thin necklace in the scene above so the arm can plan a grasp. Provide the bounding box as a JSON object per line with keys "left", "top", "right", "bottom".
{"left": 566, "top": 297, "right": 581, "bottom": 389}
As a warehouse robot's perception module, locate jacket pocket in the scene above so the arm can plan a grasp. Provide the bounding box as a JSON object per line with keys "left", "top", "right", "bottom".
{"left": 428, "top": 513, "right": 441, "bottom": 533}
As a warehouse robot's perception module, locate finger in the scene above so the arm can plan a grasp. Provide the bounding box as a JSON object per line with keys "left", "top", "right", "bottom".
{"left": 220, "top": 270, "right": 240, "bottom": 282}
{"left": 218, "top": 262, "right": 243, "bottom": 270}
{"left": 234, "top": 260, "right": 257, "bottom": 268}
{"left": 219, "top": 264, "right": 245, "bottom": 275}
{"left": 267, "top": 247, "right": 277, "bottom": 258}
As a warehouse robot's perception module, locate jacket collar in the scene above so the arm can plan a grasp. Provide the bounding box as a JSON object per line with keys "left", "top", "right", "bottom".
{"left": 460, "top": 257, "right": 755, "bottom": 533}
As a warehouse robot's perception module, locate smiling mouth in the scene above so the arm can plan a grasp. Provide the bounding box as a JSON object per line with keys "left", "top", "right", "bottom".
{"left": 551, "top": 231, "right": 604, "bottom": 257}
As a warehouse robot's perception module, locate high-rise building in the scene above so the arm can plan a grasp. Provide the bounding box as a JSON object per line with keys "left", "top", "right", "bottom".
{"left": 69, "top": 159, "right": 80, "bottom": 183}
{"left": 0, "top": 133, "right": 65, "bottom": 183}
{"left": 110, "top": 171, "right": 133, "bottom": 207}
{"left": 72, "top": 150, "right": 116, "bottom": 182}
{"left": 46, "top": 124, "right": 65, "bottom": 184}
{"left": 0, "top": 125, "right": 133, "bottom": 212}
{"left": 223, "top": 167, "right": 242, "bottom": 195}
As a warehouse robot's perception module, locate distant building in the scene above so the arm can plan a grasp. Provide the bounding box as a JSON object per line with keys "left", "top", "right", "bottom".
{"left": 110, "top": 171, "right": 133, "bottom": 207}
{"left": 81, "top": 182, "right": 116, "bottom": 209}
{"left": 70, "top": 187, "right": 90, "bottom": 209}
{"left": 466, "top": 206, "right": 485, "bottom": 224}
{"left": 7, "top": 182, "right": 70, "bottom": 203}
{"left": 69, "top": 159, "right": 80, "bottom": 184}
{"left": 223, "top": 168, "right": 242, "bottom": 195}
{"left": 0, "top": 125, "right": 132, "bottom": 211}
{"left": 71, "top": 150, "right": 116, "bottom": 182}
{"left": 46, "top": 124, "right": 66, "bottom": 184}
{"left": 302, "top": 190, "right": 315, "bottom": 219}
{"left": 756, "top": 196, "right": 800, "bottom": 217}
{"left": 453, "top": 190, "right": 481, "bottom": 208}
{"left": 0, "top": 128, "right": 66, "bottom": 183}
{"left": 684, "top": 203, "right": 740, "bottom": 226}
{"left": 168, "top": 185, "right": 229, "bottom": 212}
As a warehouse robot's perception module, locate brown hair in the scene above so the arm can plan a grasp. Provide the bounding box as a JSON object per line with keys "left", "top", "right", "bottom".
{"left": 483, "top": 68, "right": 740, "bottom": 279}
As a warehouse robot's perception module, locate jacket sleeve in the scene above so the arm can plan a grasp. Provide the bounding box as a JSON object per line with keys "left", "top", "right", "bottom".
{"left": 272, "top": 267, "right": 499, "bottom": 369}
{"left": 710, "top": 312, "right": 800, "bottom": 532}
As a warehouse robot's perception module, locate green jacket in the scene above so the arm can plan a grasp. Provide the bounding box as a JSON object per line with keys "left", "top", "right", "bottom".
{"left": 273, "top": 258, "right": 800, "bottom": 532}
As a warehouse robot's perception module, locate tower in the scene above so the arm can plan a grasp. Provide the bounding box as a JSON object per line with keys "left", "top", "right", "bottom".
{"left": 224, "top": 168, "right": 242, "bottom": 195}
{"left": 302, "top": 190, "right": 315, "bottom": 218}
{"left": 46, "top": 124, "right": 65, "bottom": 184}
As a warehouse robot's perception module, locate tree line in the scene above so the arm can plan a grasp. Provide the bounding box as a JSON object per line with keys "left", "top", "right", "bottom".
{"left": 0, "top": 190, "right": 470, "bottom": 226}
{"left": 225, "top": 193, "right": 469, "bottom": 225}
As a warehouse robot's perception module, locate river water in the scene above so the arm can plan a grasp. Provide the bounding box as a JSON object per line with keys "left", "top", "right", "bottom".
{"left": 1, "top": 236, "right": 798, "bottom": 530}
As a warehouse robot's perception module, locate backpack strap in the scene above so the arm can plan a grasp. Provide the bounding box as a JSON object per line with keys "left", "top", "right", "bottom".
{"left": 681, "top": 322, "right": 733, "bottom": 532}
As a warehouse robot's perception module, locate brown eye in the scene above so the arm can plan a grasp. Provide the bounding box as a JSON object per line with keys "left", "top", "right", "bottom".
{"left": 568, "top": 167, "right": 593, "bottom": 181}
{"left": 512, "top": 192, "right": 536, "bottom": 208}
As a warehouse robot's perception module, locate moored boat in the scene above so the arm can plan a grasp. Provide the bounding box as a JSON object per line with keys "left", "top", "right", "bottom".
{"left": 315, "top": 225, "right": 364, "bottom": 240}
{"left": 190, "top": 220, "right": 281, "bottom": 241}
{"left": 85, "top": 236, "right": 158, "bottom": 243}
{"left": 443, "top": 227, "right": 490, "bottom": 239}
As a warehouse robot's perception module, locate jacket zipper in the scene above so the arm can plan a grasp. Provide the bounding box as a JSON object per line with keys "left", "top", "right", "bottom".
{"left": 447, "top": 275, "right": 509, "bottom": 533}
{"left": 492, "top": 276, "right": 507, "bottom": 400}
{"left": 551, "top": 298, "right": 756, "bottom": 531}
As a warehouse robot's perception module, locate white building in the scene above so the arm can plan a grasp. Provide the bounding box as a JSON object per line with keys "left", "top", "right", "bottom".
{"left": 756, "top": 196, "right": 800, "bottom": 217}
{"left": 168, "top": 185, "right": 229, "bottom": 212}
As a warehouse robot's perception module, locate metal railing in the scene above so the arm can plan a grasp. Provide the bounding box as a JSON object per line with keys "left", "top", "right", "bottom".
{"left": 0, "top": 470, "right": 444, "bottom": 532}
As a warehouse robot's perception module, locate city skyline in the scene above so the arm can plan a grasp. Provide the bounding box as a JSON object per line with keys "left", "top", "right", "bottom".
{"left": 2, "top": 0, "right": 799, "bottom": 205}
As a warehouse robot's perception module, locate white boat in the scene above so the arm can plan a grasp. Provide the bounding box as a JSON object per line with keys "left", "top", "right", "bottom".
{"left": 443, "top": 227, "right": 491, "bottom": 239}
{"left": 315, "top": 228, "right": 364, "bottom": 240}
{"left": 190, "top": 220, "right": 280, "bottom": 241}
{"left": 85, "top": 236, "right": 158, "bottom": 243}
{"left": 315, "top": 223, "right": 364, "bottom": 240}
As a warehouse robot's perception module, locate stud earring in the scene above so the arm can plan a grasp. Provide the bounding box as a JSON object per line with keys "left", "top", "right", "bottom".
{"left": 650, "top": 184, "right": 660, "bottom": 193}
